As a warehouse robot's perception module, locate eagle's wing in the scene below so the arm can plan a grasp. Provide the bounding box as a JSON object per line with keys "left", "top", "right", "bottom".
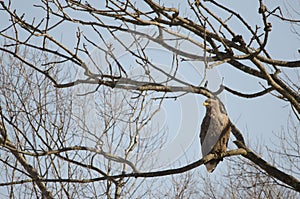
{"left": 200, "top": 114, "right": 224, "bottom": 157}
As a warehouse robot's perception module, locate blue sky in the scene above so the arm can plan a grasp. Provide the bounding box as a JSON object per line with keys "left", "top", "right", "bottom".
{"left": 1, "top": 0, "right": 299, "bottom": 176}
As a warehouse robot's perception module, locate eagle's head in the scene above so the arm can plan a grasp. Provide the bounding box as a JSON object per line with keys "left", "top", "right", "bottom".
{"left": 203, "top": 98, "right": 227, "bottom": 115}
{"left": 203, "top": 98, "right": 219, "bottom": 110}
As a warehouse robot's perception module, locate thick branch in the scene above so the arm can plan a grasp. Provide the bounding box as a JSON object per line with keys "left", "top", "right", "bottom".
{"left": 0, "top": 149, "right": 247, "bottom": 185}
{"left": 231, "top": 122, "right": 300, "bottom": 191}
{"left": 252, "top": 57, "right": 300, "bottom": 113}
{"left": 0, "top": 122, "right": 54, "bottom": 199}
{"left": 55, "top": 78, "right": 215, "bottom": 98}
{"left": 233, "top": 139, "right": 300, "bottom": 192}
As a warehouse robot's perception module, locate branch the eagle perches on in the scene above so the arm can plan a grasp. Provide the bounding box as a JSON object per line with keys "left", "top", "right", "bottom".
{"left": 97, "top": 121, "right": 300, "bottom": 192}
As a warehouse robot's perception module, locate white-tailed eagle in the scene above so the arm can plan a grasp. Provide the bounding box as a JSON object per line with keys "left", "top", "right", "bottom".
{"left": 200, "top": 98, "right": 231, "bottom": 173}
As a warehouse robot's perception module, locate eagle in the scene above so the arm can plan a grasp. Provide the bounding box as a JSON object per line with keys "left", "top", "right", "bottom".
{"left": 200, "top": 98, "right": 231, "bottom": 173}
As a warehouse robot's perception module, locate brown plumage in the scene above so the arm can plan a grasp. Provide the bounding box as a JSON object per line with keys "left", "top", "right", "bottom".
{"left": 200, "top": 98, "right": 231, "bottom": 173}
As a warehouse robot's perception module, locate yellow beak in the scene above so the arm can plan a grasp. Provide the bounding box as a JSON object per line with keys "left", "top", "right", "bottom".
{"left": 203, "top": 102, "right": 209, "bottom": 106}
